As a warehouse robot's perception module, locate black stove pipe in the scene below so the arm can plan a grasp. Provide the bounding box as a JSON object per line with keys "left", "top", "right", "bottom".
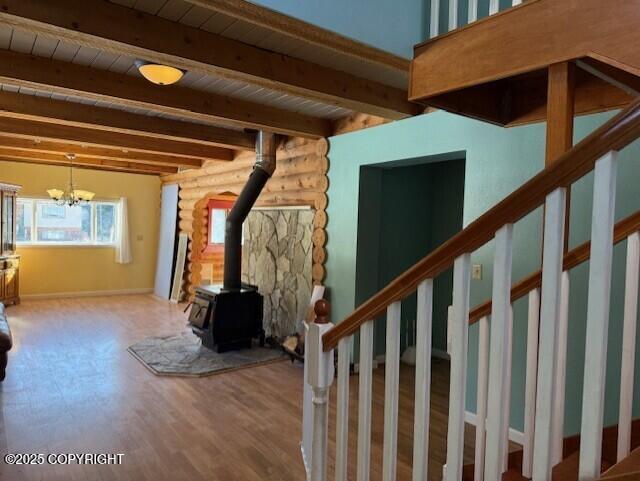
{"left": 223, "top": 131, "right": 277, "bottom": 291}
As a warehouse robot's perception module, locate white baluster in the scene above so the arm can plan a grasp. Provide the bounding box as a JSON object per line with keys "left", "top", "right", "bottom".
{"left": 412, "top": 280, "right": 434, "bottom": 481}
{"left": 579, "top": 151, "right": 618, "bottom": 481}
{"left": 445, "top": 254, "right": 472, "bottom": 481}
{"left": 474, "top": 315, "right": 490, "bottom": 481}
{"left": 468, "top": 0, "right": 478, "bottom": 23}
{"left": 430, "top": 0, "right": 440, "bottom": 38}
{"left": 552, "top": 271, "right": 570, "bottom": 465}
{"left": 382, "top": 302, "right": 401, "bottom": 481}
{"left": 302, "top": 322, "right": 314, "bottom": 478}
{"left": 532, "top": 187, "right": 567, "bottom": 481}
{"left": 307, "top": 320, "right": 336, "bottom": 481}
{"left": 617, "top": 231, "right": 640, "bottom": 462}
{"left": 503, "top": 305, "right": 514, "bottom": 472}
{"left": 357, "top": 320, "right": 374, "bottom": 481}
{"left": 335, "top": 337, "right": 351, "bottom": 481}
{"left": 484, "top": 224, "right": 515, "bottom": 481}
{"left": 448, "top": 0, "right": 459, "bottom": 31}
{"left": 447, "top": 305, "right": 453, "bottom": 355}
{"left": 522, "top": 288, "right": 540, "bottom": 479}
{"left": 489, "top": 0, "right": 500, "bottom": 15}
{"left": 512, "top": 0, "right": 523, "bottom": 5}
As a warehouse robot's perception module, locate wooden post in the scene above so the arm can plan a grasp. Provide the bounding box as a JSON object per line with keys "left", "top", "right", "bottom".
{"left": 546, "top": 62, "right": 575, "bottom": 164}
{"left": 307, "top": 299, "right": 335, "bottom": 481}
{"left": 546, "top": 61, "right": 575, "bottom": 252}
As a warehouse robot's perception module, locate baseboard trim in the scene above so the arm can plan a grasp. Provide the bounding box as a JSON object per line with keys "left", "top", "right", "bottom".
{"left": 21, "top": 288, "right": 154, "bottom": 300}
{"left": 464, "top": 410, "right": 525, "bottom": 445}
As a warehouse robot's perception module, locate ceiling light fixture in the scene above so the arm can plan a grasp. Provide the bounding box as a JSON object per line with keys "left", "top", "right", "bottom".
{"left": 134, "top": 59, "right": 184, "bottom": 86}
{"left": 47, "top": 153, "right": 95, "bottom": 206}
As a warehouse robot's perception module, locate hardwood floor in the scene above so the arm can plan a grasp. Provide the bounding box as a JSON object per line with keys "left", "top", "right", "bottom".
{"left": 0, "top": 295, "right": 479, "bottom": 481}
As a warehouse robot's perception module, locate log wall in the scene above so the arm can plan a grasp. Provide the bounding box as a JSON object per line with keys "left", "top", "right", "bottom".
{"left": 161, "top": 137, "right": 329, "bottom": 298}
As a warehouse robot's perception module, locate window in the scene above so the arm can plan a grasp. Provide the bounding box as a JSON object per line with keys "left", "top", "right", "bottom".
{"left": 41, "top": 205, "right": 65, "bottom": 219}
{"left": 209, "top": 208, "right": 227, "bottom": 245}
{"left": 17, "top": 198, "right": 118, "bottom": 246}
{"left": 96, "top": 203, "right": 116, "bottom": 244}
{"left": 205, "top": 198, "right": 236, "bottom": 254}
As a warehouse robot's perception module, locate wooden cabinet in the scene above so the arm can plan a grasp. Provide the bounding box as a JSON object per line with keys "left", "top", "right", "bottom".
{"left": 0, "top": 182, "right": 21, "bottom": 305}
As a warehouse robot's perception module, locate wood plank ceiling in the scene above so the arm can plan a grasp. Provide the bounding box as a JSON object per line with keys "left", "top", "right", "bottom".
{"left": 0, "top": 0, "right": 418, "bottom": 175}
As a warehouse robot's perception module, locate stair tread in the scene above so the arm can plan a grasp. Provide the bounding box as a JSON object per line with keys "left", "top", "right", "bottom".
{"left": 552, "top": 451, "right": 581, "bottom": 481}
{"left": 601, "top": 447, "right": 640, "bottom": 479}
{"left": 502, "top": 469, "right": 528, "bottom": 481}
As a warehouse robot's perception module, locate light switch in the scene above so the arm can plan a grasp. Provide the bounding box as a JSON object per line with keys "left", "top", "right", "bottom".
{"left": 136, "top": 234, "right": 144, "bottom": 241}
{"left": 472, "top": 264, "right": 482, "bottom": 280}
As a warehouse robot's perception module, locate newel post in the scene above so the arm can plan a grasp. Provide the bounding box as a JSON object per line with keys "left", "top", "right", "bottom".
{"left": 306, "top": 299, "right": 335, "bottom": 481}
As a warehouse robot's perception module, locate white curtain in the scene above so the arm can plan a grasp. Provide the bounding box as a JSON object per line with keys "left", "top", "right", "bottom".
{"left": 115, "top": 197, "right": 132, "bottom": 264}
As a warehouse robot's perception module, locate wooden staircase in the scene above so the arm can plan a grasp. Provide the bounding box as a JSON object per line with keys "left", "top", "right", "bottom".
{"left": 300, "top": 2, "right": 640, "bottom": 481}
{"left": 600, "top": 447, "right": 640, "bottom": 480}
{"left": 463, "top": 421, "right": 640, "bottom": 481}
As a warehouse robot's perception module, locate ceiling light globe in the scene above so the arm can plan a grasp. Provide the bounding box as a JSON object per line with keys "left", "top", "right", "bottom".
{"left": 135, "top": 61, "right": 184, "bottom": 86}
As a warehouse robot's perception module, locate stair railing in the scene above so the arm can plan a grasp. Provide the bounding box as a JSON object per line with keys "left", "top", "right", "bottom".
{"left": 303, "top": 97, "right": 640, "bottom": 481}
{"left": 466, "top": 210, "right": 640, "bottom": 479}
{"left": 430, "top": 0, "right": 527, "bottom": 39}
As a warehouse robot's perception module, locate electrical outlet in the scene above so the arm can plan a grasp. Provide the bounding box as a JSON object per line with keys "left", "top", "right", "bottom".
{"left": 472, "top": 263, "right": 482, "bottom": 280}
{"left": 136, "top": 234, "right": 143, "bottom": 241}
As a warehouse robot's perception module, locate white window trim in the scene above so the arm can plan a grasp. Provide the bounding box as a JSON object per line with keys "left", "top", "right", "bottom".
{"left": 17, "top": 197, "right": 119, "bottom": 247}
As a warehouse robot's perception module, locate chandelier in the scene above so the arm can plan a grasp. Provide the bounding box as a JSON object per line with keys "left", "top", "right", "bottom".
{"left": 47, "top": 154, "right": 95, "bottom": 206}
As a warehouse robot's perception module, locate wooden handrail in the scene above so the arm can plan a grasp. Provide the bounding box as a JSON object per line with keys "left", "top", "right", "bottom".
{"left": 468, "top": 210, "right": 640, "bottom": 324}
{"left": 323, "top": 97, "right": 640, "bottom": 351}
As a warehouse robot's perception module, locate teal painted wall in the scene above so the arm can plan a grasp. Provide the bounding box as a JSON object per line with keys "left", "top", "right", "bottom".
{"left": 251, "top": 0, "right": 427, "bottom": 57}
{"left": 355, "top": 160, "right": 465, "bottom": 355}
{"left": 326, "top": 110, "right": 640, "bottom": 435}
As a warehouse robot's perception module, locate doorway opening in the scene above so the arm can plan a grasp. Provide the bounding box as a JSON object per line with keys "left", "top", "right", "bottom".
{"left": 355, "top": 155, "right": 466, "bottom": 357}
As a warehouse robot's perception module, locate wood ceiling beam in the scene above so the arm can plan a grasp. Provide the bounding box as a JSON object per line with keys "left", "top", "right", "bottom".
{"left": 184, "top": 0, "right": 410, "bottom": 71}
{"left": 0, "top": 117, "right": 232, "bottom": 161}
{"left": 0, "top": 151, "right": 177, "bottom": 175}
{"left": 0, "top": 90, "right": 255, "bottom": 151}
{"left": 0, "top": 136, "right": 203, "bottom": 168}
{"left": 0, "top": 49, "right": 329, "bottom": 139}
{"left": 0, "top": 0, "right": 419, "bottom": 120}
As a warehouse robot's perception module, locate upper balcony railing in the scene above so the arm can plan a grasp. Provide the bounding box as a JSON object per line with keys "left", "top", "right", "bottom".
{"left": 430, "top": 0, "right": 524, "bottom": 40}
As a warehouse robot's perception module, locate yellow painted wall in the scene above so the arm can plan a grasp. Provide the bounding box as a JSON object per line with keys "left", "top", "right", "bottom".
{"left": 0, "top": 160, "right": 161, "bottom": 296}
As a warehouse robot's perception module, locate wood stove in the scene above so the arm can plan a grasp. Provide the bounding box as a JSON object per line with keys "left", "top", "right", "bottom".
{"left": 188, "top": 284, "right": 264, "bottom": 352}
{"left": 188, "top": 131, "right": 277, "bottom": 352}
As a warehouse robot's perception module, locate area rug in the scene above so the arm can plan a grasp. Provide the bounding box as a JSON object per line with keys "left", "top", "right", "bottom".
{"left": 128, "top": 331, "right": 287, "bottom": 377}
